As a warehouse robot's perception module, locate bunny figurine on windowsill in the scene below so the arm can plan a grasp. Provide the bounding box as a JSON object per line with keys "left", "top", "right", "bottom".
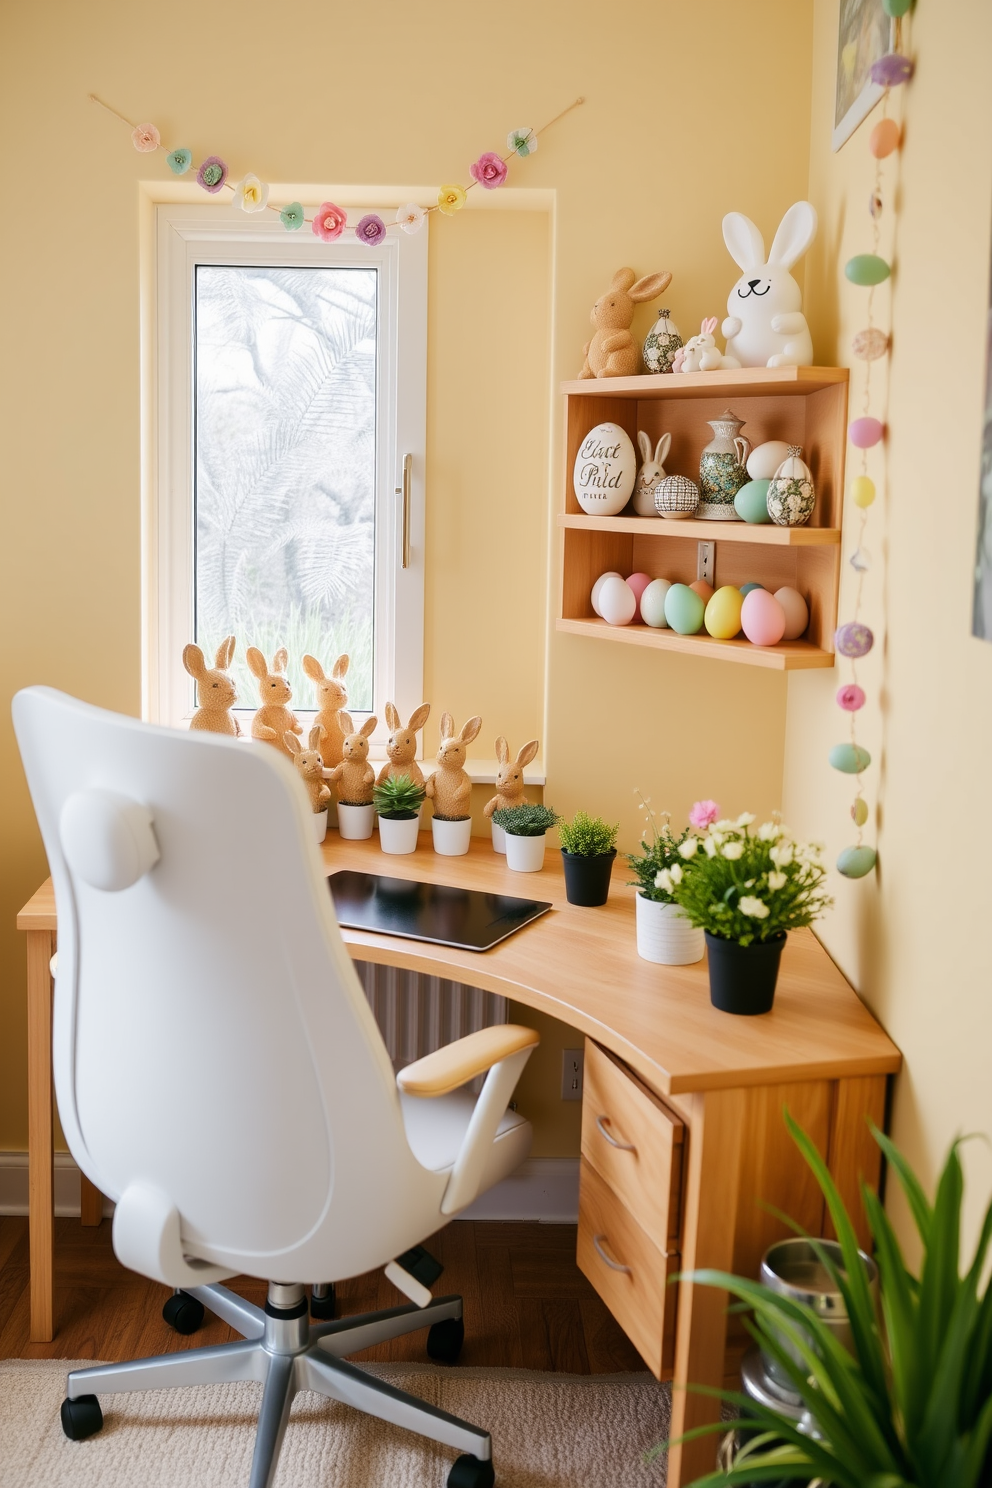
{"left": 721, "top": 202, "right": 818, "bottom": 368}
{"left": 183, "top": 635, "right": 241, "bottom": 735}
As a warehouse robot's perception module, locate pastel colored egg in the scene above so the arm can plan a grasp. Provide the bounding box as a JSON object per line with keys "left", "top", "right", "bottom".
{"left": 740, "top": 582, "right": 764, "bottom": 596}
{"left": 591, "top": 571, "right": 623, "bottom": 616}
{"left": 740, "top": 588, "right": 786, "bottom": 647}
{"left": 829, "top": 742, "right": 872, "bottom": 774}
{"left": 734, "top": 479, "right": 772, "bottom": 524}
{"left": 664, "top": 583, "right": 706, "bottom": 635}
{"left": 869, "top": 118, "right": 901, "bottom": 158}
{"left": 849, "top": 417, "right": 885, "bottom": 448}
{"left": 745, "top": 441, "right": 792, "bottom": 481}
{"left": 837, "top": 844, "right": 877, "bottom": 878}
{"left": 845, "top": 253, "right": 891, "bottom": 286}
{"left": 851, "top": 798, "right": 869, "bottom": 827}
{"left": 837, "top": 683, "right": 866, "bottom": 711}
{"left": 870, "top": 53, "right": 913, "bottom": 87}
{"left": 851, "top": 327, "right": 889, "bottom": 361}
{"left": 835, "top": 621, "right": 874, "bottom": 658}
{"left": 774, "top": 587, "right": 809, "bottom": 641}
{"left": 882, "top": 0, "right": 912, "bottom": 17}
{"left": 626, "top": 572, "right": 653, "bottom": 605}
{"left": 704, "top": 585, "right": 744, "bottom": 639}
{"left": 597, "top": 575, "right": 638, "bottom": 626}
{"left": 573, "top": 422, "right": 637, "bottom": 515}
{"left": 851, "top": 475, "right": 876, "bottom": 508}
{"left": 689, "top": 579, "right": 714, "bottom": 603}
{"left": 639, "top": 578, "right": 672, "bottom": 628}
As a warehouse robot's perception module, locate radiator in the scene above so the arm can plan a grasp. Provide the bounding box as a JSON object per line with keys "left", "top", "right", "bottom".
{"left": 354, "top": 960, "right": 507, "bottom": 1071}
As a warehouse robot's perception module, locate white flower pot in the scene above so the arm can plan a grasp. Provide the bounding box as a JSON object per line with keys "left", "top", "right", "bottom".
{"left": 432, "top": 817, "right": 472, "bottom": 856}
{"left": 492, "top": 821, "right": 507, "bottom": 853}
{"left": 504, "top": 832, "right": 546, "bottom": 872}
{"left": 635, "top": 894, "right": 705, "bottom": 965}
{"left": 312, "top": 810, "right": 328, "bottom": 843}
{"left": 379, "top": 815, "right": 421, "bottom": 855}
{"left": 337, "top": 803, "right": 374, "bottom": 840}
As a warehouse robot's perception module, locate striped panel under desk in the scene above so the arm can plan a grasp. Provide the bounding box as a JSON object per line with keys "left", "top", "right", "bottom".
{"left": 353, "top": 960, "right": 507, "bottom": 1072}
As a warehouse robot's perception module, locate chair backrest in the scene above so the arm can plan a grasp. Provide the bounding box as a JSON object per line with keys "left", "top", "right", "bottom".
{"left": 13, "top": 688, "right": 445, "bottom": 1282}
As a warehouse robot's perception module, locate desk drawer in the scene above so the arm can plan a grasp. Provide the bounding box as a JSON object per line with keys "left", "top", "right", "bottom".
{"left": 577, "top": 1157, "right": 678, "bottom": 1378}
{"left": 581, "top": 1040, "right": 683, "bottom": 1253}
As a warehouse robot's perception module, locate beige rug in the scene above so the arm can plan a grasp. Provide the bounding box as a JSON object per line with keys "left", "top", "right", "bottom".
{"left": 1, "top": 1360, "right": 671, "bottom": 1487}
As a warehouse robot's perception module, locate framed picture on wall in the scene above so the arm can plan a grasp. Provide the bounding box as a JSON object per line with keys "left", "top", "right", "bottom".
{"left": 833, "top": 0, "right": 895, "bottom": 151}
{"left": 974, "top": 236, "right": 992, "bottom": 642}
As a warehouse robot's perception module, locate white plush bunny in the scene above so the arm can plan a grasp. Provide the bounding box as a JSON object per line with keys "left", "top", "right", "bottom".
{"left": 721, "top": 202, "right": 817, "bottom": 368}
{"left": 674, "top": 318, "right": 741, "bottom": 374}
{"left": 633, "top": 431, "right": 672, "bottom": 516}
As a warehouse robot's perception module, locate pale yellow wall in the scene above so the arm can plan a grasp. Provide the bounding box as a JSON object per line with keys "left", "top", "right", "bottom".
{"left": 0, "top": 0, "right": 813, "bottom": 1154}
{"left": 785, "top": 0, "right": 992, "bottom": 1255}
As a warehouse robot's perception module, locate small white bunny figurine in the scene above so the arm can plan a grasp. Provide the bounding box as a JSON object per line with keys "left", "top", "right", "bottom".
{"left": 674, "top": 319, "right": 741, "bottom": 374}
{"left": 721, "top": 202, "right": 818, "bottom": 368}
{"left": 633, "top": 431, "right": 672, "bottom": 516}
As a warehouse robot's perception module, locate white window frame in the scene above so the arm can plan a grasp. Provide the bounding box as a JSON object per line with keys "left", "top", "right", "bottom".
{"left": 146, "top": 203, "right": 427, "bottom": 745}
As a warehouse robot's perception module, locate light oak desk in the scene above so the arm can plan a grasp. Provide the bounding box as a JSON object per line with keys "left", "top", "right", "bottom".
{"left": 18, "top": 834, "right": 901, "bottom": 1488}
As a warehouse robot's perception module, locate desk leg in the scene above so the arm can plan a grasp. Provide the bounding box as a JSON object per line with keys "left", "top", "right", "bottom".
{"left": 26, "top": 928, "right": 55, "bottom": 1343}
{"left": 80, "top": 1175, "right": 103, "bottom": 1226}
{"left": 667, "top": 1087, "right": 745, "bottom": 1488}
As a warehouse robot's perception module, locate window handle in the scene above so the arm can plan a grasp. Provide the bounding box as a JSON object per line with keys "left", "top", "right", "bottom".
{"left": 398, "top": 453, "right": 412, "bottom": 569}
{"left": 596, "top": 1115, "right": 636, "bottom": 1152}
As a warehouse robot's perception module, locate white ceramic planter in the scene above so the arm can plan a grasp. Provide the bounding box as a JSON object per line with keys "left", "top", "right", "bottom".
{"left": 491, "top": 821, "right": 507, "bottom": 853}
{"left": 379, "top": 815, "right": 420, "bottom": 855}
{"left": 635, "top": 894, "right": 705, "bottom": 965}
{"left": 504, "top": 832, "right": 546, "bottom": 872}
{"left": 432, "top": 817, "right": 472, "bottom": 856}
{"left": 312, "top": 810, "right": 328, "bottom": 844}
{"left": 337, "top": 803, "right": 374, "bottom": 840}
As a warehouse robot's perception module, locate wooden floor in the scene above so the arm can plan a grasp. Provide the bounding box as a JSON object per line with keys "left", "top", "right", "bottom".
{"left": 0, "top": 1216, "right": 645, "bottom": 1373}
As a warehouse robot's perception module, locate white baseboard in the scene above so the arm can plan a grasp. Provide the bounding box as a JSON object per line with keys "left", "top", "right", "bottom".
{"left": 0, "top": 1153, "right": 578, "bottom": 1224}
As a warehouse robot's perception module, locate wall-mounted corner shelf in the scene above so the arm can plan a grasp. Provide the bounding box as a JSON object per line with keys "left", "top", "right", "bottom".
{"left": 558, "top": 367, "right": 849, "bottom": 670}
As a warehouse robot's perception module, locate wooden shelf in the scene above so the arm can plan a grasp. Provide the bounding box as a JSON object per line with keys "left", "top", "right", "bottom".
{"left": 561, "top": 366, "right": 849, "bottom": 400}
{"left": 558, "top": 513, "right": 841, "bottom": 547}
{"left": 556, "top": 616, "right": 834, "bottom": 670}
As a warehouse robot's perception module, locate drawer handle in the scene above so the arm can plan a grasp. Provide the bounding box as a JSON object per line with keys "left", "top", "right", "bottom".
{"left": 592, "top": 1234, "right": 632, "bottom": 1274}
{"left": 596, "top": 1115, "right": 636, "bottom": 1152}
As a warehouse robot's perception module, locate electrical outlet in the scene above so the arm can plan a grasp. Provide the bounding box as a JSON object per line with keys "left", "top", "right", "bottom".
{"left": 697, "top": 540, "right": 715, "bottom": 586}
{"left": 561, "top": 1047, "right": 584, "bottom": 1101}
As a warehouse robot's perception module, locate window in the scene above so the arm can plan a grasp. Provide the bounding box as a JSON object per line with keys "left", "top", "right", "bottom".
{"left": 149, "top": 204, "right": 426, "bottom": 740}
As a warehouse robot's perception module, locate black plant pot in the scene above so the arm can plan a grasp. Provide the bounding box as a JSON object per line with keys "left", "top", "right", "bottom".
{"left": 560, "top": 849, "right": 616, "bottom": 907}
{"left": 705, "top": 931, "right": 786, "bottom": 1015}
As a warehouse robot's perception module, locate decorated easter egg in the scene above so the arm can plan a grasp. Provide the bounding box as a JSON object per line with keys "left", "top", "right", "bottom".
{"left": 745, "top": 441, "right": 792, "bottom": 481}
{"left": 851, "top": 798, "right": 869, "bottom": 827}
{"left": 829, "top": 743, "right": 872, "bottom": 774}
{"left": 573, "top": 423, "right": 636, "bottom": 515}
{"left": 626, "top": 572, "right": 653, "bottom": 605}
{"left": 740, "top": 583, "right": 764, "bottom": 596}
{"left": 640, "top": 578, "right": 672, "bottom": 628}
{"left": 837, "top": 845, "right": 877, "bottom": 878}
{"left": 664, "top": 583, "right": 706, "bottom": 635}
{"left": 642, "top": 308, "right": 683, "bottom": 373}
{"left": 655, "top": 473, "right": 699, "bottom": 519}
{"left": 851, "top": 475, "right": 876, "bottom": 508}
{"left": 845, "top": 254, "right": 891, "bottom": 286}
{"left": 704, "top": 586, "right": 744, "bottom": 639}
{"left": 837, "top": 683, "right": 866, "bottom": 711}
{"left": 766, "top": 447, "right": 815, "bottom": 527}
{"left": 734, "top": 479, "right": 772, "bottom": 524}
{"left": 852, "top": 328, "right": 889, "bottom": 361}
{"left": 835, "top": 621, "right": 874, "bottom": 658}
{"left": 773, "top": 587, "right": 809, "bottom": 641}
{"left": 689, "top": 580, "right": 714, "bottom": 604}
{"left": 869, "top": 118, "right": 901, "bottom": 158}
{"left": 741, "top": 589, "right": 786, "bottom": 646}
{"left": 591, "top": 571, "right": 623, "bottom": 616}
{"left": 598, "top": 576, "right": 637, "bottom": 626}
{"left": 849, "top": 417, "right": 885, "bottom": 449}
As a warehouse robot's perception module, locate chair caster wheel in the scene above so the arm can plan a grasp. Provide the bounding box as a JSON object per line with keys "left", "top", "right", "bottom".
{"left": 310, "top": 1283, "right": 336, "bottom": 1320}
{"left": 162, "top": 1291, "right": 205, "bottom": 1335}
{"left": 448, "top": 1453, "right": 495, "bottom": 1488}
{"left": 61, "top": 1394, "right": 103, "bottom": 1441}
{"left": 427, "top": 1316, "right": 465, "bottom": 1364}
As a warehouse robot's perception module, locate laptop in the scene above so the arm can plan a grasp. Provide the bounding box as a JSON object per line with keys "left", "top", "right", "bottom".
{"left": 327, "top": 869, "right": 553, "bottom": 952}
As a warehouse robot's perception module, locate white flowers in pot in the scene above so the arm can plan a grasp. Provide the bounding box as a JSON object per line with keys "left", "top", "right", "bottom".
{"left": 626, "top": 795, "right": 704, "bottom": 965}
{"left": 492, "top": 804, "right": 560, "bottom": 872}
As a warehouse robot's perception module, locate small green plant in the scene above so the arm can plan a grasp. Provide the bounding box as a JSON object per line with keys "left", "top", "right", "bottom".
{"left": 558, "top": 811, "right": 618, "bottom": 857}
{"left": 492, "top": 803, "right": 559, "bottom": 838}
{"left": 625, "top": 793, "right": 693, "bottom": 903}
{"left": 372, "top": 773, "right": 426, "bottom": 821}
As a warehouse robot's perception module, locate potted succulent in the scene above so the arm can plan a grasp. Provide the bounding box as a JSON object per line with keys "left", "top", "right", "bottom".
{"left": 670, "top": 806, "right": 831, "bottom": 1014}
{"left": 558, "top": 811, "right": 619, "bottom": 906}
{"left": 626, "top": 796, "right": 704, "bottom": 965}
{"left": 492, "top": 803, "right": 559, "bottom": 873}
{"left": 372, "top": 773, "right": 426, "bottom": 855}
{"left": 654, "top": 1113, "right": 992, "bottom": 1488}
{"left": 431, "top": 808, "right": 473, "bottom": 856}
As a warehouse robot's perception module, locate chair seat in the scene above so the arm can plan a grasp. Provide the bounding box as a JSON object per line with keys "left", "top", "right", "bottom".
{"left": 400, "top": 1089, "right": 532, "bottom": 1198}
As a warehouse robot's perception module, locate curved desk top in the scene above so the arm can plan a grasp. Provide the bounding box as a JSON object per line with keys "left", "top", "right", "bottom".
{"left": 18, "top": 832, "right": 901, "bottom": 1099}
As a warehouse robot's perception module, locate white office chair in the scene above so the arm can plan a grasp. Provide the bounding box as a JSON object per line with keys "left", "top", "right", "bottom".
{"left": 13, "top": 687, "right": 540, "bottom": 1488}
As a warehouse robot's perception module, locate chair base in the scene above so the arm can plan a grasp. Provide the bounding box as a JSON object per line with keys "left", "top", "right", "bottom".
{"left": 64, "top": 1282, "right": 494, "bottom": 1488}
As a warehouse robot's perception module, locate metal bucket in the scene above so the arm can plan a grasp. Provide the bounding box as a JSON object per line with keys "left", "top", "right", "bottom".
{"left": 759, "top": 1237, "right": 877, "bottom": 1390}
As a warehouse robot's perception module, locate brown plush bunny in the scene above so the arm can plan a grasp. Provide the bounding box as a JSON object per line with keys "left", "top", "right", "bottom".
{"left": 302, "top": 653, "right": 349, "bottom": 768}
{"left": 284, "top": 725, "right": 331, "bottom": 814}
{"left": 246, "top": 646, "right": 302, "bottom": 756}
{"left": 424, "top": 713, "right": 482, "bottom": 820}
{"left": 327, "top": 712, "right": 378, "bottom": 805}
{"left": 579, "top": 268, "right": 673, "bottom": 379}
{"left": 376, "top": 702, "right": 431, "bottom": 788}
{"left": 183, "top": 636, "right": 241, "bottom": 736}
{"left": 483, "top": 736, "right": 540, "bottom": 820}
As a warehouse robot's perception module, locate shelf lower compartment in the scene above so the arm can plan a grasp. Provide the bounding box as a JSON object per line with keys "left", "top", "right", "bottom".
{"left": 556, "top": 616, "right": 835, "bottom": 670}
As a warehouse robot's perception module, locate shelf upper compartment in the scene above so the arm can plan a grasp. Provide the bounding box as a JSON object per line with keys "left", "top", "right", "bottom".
{"left": 560, "top": 366, "right": 849, "bottom": 401}
{"left": 557, "top": 513, "right": 841, "bottom": 546}
{"left": 556, "top": 617, "right": 834, "bottom": 671}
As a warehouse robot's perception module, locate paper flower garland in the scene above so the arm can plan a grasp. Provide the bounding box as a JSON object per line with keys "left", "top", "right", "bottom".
{"left": 831, "top": 2, "right": 914, "bottom": 881}
{"left": 89, "top": 92, "right": 582, "bottom": 239}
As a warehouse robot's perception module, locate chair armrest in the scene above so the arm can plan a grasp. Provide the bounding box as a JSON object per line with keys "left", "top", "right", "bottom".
{"left": 396, "top": 1025, "right": 540, "bottom": 1097}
